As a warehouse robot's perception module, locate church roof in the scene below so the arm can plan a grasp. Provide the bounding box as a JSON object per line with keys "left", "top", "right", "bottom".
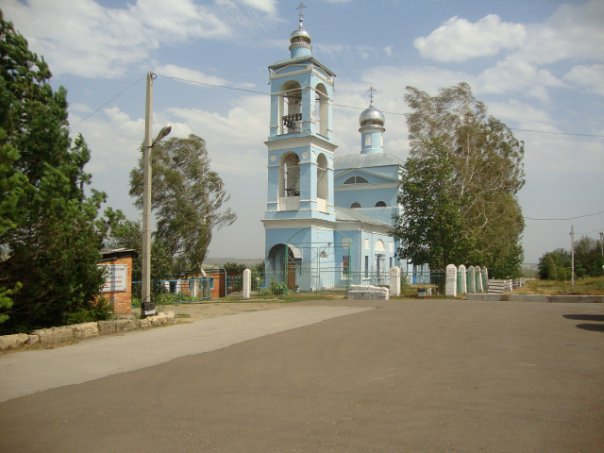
{"left": 336, "top": 207, "right": 392, "bottom": 228}
{"left": 334, "top": 152, "right": 404, "bottom": 170}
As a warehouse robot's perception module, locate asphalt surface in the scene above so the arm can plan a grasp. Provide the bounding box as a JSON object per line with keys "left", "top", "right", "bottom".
{"left": 1, "top": 299, "right": 603, "bottom": 452}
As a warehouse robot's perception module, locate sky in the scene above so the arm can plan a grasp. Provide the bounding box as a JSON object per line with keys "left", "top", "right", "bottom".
{"left": 2, "top": 0, "right": 603, "bottom": 265}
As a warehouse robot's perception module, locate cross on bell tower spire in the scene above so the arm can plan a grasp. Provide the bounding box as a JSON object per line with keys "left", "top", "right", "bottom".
{"left": 297, "top": 2, "right": 306, "bottom": 29}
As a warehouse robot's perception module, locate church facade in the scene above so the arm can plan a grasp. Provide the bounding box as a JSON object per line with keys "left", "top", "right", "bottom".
{"left": 262, "top": 13, "right": 412, "bottom": 291}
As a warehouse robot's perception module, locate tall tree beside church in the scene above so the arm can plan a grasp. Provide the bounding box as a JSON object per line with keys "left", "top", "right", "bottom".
{"left": 130, "top": 134, "right": 236, "bottom": 276}
{"left": 0, "top": 13, "right": 107, "bottom": 331}
{"left": 395, "top": 83, "right": 525, "bottom": 277}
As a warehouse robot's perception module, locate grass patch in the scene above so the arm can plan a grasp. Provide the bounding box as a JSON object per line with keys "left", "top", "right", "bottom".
{"left": 514, "top": 276, "right": 604, "bottom": 295}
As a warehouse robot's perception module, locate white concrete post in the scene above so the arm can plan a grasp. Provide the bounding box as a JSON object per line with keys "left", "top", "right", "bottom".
{"left": 191, "top": 278, "right": 198, "bottom": 298}
{"left": 445, "top": 264, "right": 457, "bottom": 297}
{"left": 242, "top": 269, "right": 251, "bottom": 300}
{"left": 467, "top": 266, "right": 476, "bottom": 293}
{"left": 475, "top": 266, "right": 483, "bottom": 293}
{"left": 481, "top": 267, "right": 489, "bottom": 293}
{"left": 389, "top": 266, "right": 401, "bottom": 297}
{"left": 458, "top": 265, "right": 467, "bottom": 295}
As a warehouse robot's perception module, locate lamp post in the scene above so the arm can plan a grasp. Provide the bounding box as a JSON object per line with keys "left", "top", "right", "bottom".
{"left": 142, "top": 71, "right": 171, "bottom": 317}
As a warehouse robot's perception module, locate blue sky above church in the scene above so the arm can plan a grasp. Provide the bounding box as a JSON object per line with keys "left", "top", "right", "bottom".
{"left": 3, "top": 0, "right": 603, "bottom": 264}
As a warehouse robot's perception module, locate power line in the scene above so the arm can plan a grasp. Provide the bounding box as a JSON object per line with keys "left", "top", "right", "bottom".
{"left": 156, "top": 74, "right": 604, "bottom": 139}
{"left": 74, "top": 74, "right": 146, "bottom": 127}
{"left": 524, "top": 209, "right": 604, "bottom": 221}
{"left": 510, "top": 128, "right": 604, "bottom": 139}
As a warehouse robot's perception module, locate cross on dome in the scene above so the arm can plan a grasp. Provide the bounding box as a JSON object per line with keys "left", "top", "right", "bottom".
{"left": 368, "top": 86, "right": 377, "bottom": 106}
{"left": 297, "top": 2, "right": 306, "bottom": 29}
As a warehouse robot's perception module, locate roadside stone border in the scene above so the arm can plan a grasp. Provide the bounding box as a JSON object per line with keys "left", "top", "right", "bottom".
{"left": 0, "top": 312, "right": 175, "bottom": 352}
{"left": 466, "top": 294, "right": 604, "bottom": 303}
{"left": 348, "top": 285, "right": 390, "bottom": 301}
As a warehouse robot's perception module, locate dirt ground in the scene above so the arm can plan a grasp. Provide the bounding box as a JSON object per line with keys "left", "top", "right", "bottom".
{"left": 155, "top": 301, "right": 287, "bottom": 322}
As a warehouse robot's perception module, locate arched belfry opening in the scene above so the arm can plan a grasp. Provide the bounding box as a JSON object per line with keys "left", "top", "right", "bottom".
{"left": 280, "top": 80, "right": 302, "bottom": 134}
{"left": 279, "top": 153, "right": 300, "bottom": 211}
{"left": 313, "top": 83, "right": 329, "bottom": 137}
{"left": 316, "top": 153, "right": 328, "bottom": 211}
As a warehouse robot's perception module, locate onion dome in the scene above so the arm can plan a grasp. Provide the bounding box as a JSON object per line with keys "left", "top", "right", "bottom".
{"left": 359, "top": 105, "right": 385, "bottom": 129}
{"left": 289, "top": 3, "right": 312, "bottom": 57}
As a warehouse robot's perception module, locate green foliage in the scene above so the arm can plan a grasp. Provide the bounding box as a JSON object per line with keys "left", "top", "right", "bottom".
{"left": 538, "top": 238, "right": 604, "bottom": 280}
{"left": 395, "top": 83, "right": 525, "bottom": 278}
{"left": 0, "top": 282, "right": 20, "bottom": 324}
{"left": 130, "top": 135, "right": 236, "bottom": 276}
{"left": 269, "top": 280, "right": 288, "bottom": 295}
{"left": 0, "top": 15, "right": 106, "bottom": 332}
{"left": 395, "top": 141, "right": 470, "bottom": 270}
{"left": 62, "top": 298, "right": 112, "bottom": 325}
{"left": 538, "top": 249, "right": 571, "bottom": 280}
{"left": 100, "top": 207, "right": 174, "bottom": 298}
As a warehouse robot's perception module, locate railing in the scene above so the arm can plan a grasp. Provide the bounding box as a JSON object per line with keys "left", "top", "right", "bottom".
{"left": 132, "top": 277, "right": 214, "bottom": 304}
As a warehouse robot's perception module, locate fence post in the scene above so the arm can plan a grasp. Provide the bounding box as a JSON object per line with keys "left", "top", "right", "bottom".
{"left": 242, "top": 269, "right": 251, "bottom": 299}
{"left": 389, "top": 266, "right": 401, "bottom": 297}
{"left": 446, "top": 264, "right": 457, "bottom": 297}
{"left": 467, "top": 266, "right": 476, "bottom": 293}
{"left": 457, "top": 265, "right": 467, "bottom": 295}
{"left": 475, "top": 266, "right": 483, "bottom": 293}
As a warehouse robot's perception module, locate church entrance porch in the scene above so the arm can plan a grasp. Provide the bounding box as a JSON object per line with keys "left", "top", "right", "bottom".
{"left": 266, "top": 243, "right": 302, "bottom": 291}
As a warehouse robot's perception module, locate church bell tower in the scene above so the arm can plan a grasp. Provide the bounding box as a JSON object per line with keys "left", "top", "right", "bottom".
{"left": 263, "top": 4, "right": 338, "bottom": 290}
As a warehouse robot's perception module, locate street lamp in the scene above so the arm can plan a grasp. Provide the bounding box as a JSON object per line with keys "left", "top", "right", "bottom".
{"left": 141, "top": 71, "right": 171, "bottom": 317}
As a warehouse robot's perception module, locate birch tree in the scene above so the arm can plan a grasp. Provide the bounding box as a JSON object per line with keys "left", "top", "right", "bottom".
{"left": 396, "top": 83, "right": 525, "bottom": 277}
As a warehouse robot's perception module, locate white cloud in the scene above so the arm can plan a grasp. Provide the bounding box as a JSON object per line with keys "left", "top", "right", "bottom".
{"left": 476, "top": 56, "right": 563, "bottom": 102}
{"left": 414, "top": 14, "right": 526, "bottom": 62}
{"left": 384, "top": 45, "right": 393, "bottom": 57}
{"left": 2, "top": 0, "right": 231, "bottom": 78}
{"left": 240, "top": 0, "right": 277, "bottom": 15}
{"left": 155, "top": 64, "right": 231, "bottom": 87}
{"left": 564, "top": 64, "right": 604, "bottom": 96}
{"left": 517, "top": 0, "right": 604, "bottom": 65}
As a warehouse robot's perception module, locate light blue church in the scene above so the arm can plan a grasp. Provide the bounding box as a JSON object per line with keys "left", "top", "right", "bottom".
{"left": 263, "top": 11, "right": 412, "bottom": 291}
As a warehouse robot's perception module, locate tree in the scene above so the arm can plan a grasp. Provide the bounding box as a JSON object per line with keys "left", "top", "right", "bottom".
{"left": 538, "top": 249, "right": 571, "bottom": 280}
{"left": 395, "top": 83, "right": 525, "bottom": 278}
{"left": 129, "top": 135, "right": 236, "bottom": 277}
{"left": 100, "top": 207, "right": 173, "bottom": 298}
{"left": 0, "top": 14, "right": 107, "bottom": 331}
{"left": 395, "top": 141, "right": 470, "bottom": 270}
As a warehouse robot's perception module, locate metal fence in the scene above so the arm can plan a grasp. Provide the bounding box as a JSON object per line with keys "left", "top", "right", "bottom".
{"left": 132, "top": 277, "right": 214, "bottom": 303}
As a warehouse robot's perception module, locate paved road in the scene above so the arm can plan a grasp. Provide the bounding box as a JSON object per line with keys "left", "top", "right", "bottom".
{"left": 1, "top": 300, "right": 603, "bottom": 452}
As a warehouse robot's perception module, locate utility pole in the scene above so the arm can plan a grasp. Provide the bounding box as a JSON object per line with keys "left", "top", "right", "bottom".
{"left": 599, "top": 232, "right": 603, "bottom": 257}
{"left": 142, "top": 71, "right": 154, "bottom": 317}
{"left": 141, "top": 71, "right": 171, "bottom": 318}
{"left": 570, "top": 224, "right": 575, "bottom": 286}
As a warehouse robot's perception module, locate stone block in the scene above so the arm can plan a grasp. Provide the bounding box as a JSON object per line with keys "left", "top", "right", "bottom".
{"left": 138, "top": 318, "right": 152, "bottom": 329}
{"left": 0, "top": 333, "right": 29, "bottom": 351}
{"left": 115, "top": 319, "right": 138, "bottom": 333}
{"left": 166, "top": 312, "right": 175, "bottom": 325}
{"left": 348, "top": 285, "right": 389, "bottom": 300}
{"left": 97, "top": 320, "right": 117, "bottom": 335}
{"left": 27, "top": 334, "right": 39, "bottom": 345}
{"left": 33, "top": 326, "right": 76, "bottom": 344}
{"left": 72, "top": 322, "right": 99, "bottom": 339}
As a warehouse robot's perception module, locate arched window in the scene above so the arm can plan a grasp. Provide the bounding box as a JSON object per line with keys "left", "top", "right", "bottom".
{"left": 344, "top": 176, "right": 368, "bottom": 185}
{"left": 280, "top": 81, "right": 302, "bottom": 134}
{"left": 314, "top": 83, "right": 329, "bottom": 136}
{"left": 282, "top": 153, "right": 300, "bottom": 197}
{"left": 317, "top": 153, "right": 328, "bottom": 200}
{"left": 351, "top": 202, "right": 361, "bottom": 208}
{"left": 375, "top": 201, "right": 387, "bottom": 207}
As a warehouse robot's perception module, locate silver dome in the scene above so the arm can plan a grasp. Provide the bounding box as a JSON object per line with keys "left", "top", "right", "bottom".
{"left": 359, "top": 105, "right": 385, "bottom": 128}
{"left": 290, "top": 26, "right": 312, "bottom": 47}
